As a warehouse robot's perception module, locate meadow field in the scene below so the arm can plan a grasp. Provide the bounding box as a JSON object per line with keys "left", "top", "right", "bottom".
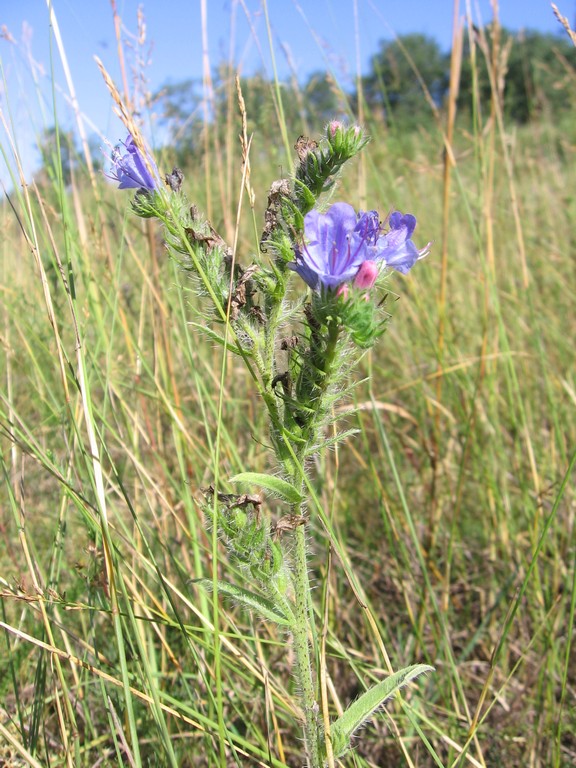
{"left": 1, "top": 6, "right": 575, "bottom": 767}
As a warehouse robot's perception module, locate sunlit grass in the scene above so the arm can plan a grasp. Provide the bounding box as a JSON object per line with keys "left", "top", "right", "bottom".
{"left": 1, "top": 4, "right": 576, "bottom": 767}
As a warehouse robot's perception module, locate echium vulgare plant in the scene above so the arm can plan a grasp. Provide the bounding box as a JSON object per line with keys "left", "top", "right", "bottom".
{"left": 108, "top": 120, "right": 432, "bottom": 767}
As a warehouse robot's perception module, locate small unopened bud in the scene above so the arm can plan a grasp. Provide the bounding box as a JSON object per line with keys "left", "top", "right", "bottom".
{"left": 336, "top": 283, "right": 349, "bottom": 300}
{"left": 328, "top": 120, "right": 343, "bottom": 137}
{"left": 165, "top": 166, "right": 184, "bottom": 192}
{"left": 353, "top": 260, "right": 379, "bottom": 290}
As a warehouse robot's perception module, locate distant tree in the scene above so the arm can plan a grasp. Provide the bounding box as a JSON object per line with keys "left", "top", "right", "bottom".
{"left": 458, "top": 28, "right": 576, "bottom": 123}
{"left": 361, "top": 34, "right": 449, "bottom": 125}
{"left": 155, "top": 70, "right": 289, "bottom": 164}
{"left": 38, "top": 126, "right": 78, "bottom": 186}
{"left": 154, "top": 78, "right": 204, "bottom": 164}
{"left": 235, "top": 70, "right": 283, "bottom": 139}
{"left": 156, "top": 67, "right": 319, "bottom": 165}
{"left": 237, "top": 70, "right": 347, "bottom": 141}
{"left": 302, "top": 71, "right": 347, "bottom": 127}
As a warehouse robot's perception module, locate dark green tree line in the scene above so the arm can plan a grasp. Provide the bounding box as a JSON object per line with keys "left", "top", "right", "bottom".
{"left": 143, "top": 28, "right": 576, "bottom": 166}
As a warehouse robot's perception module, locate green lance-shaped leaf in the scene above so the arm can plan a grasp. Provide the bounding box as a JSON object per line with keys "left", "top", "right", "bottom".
{"left": 193, "top": 579, "right": 292, "bottom": 626}
{"left": 228, "top": 472, "right": 304, "bottom": 504}
{"left": 188, "top": 323, "right": 248, "bottom": 357}
{"left": 330, "top": 664, "right": 434, "bottom": 760}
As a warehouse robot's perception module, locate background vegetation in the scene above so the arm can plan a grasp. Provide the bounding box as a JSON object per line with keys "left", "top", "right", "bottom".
{"left": 1, "top": 7, "right": 575, "bottom": 768}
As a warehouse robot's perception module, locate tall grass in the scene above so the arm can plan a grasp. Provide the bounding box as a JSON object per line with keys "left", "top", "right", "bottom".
{"left": 1, "top": 4, "right": 575, "bottom": 767}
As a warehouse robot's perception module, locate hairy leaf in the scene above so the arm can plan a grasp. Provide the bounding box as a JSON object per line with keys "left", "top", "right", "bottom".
{"left": 229, "top": 472, "right": 304, "bottom": 504}
{"left": 189, "top": 323, "right": 248, "bottom": 357}
{"left": 330, "top": 664, "right": 434, "bottom": 759}
{"left": 193, "top": 579, "right": 292, "bottom": 626}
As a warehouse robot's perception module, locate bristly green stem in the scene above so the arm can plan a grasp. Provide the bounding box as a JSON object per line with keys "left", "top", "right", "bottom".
{"left": 291, "top": 515, "right": 322, "bottom": 768}
{"left": 298, "top": 316, "right": 342, "bottom": 450}
{"left": 281, "top": 317, "right": 343, "bottom": 767}
{"left": 262, "top": 281, "right": 286, "bottom": 391}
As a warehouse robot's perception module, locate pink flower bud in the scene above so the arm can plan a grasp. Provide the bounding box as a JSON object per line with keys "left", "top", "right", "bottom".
{"left": 353, "top": 260, "right": 379, "bottom": 290}
{"left": 328, "top": 120, "right": 343, "bottom": 137}
{"left": 336, "top": 283, "right": 349, "bottom": 300}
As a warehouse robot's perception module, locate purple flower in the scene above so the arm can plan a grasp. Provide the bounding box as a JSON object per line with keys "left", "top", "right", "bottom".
{"left": 106, "top": 134, "right": 160, "bottom": 191}
{"left": 289, "top": 203, "right": 428, "bottom": 290}
{"left": 289, "top": 203, "right": 378, "bottom": 290}
{"left": 381, "top": 211, "right": 430, "bottom": 275}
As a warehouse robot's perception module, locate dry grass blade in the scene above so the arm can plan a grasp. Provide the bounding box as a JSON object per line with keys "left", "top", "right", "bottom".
{"left": 552, "top": 3, "right": 576, "bottom": 46}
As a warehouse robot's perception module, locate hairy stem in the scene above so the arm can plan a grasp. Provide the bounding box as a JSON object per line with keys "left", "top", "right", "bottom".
{"left": 298, "top": 315, "right": 341, "bottom": 449}
{"left": 263, "top": 286, "right": 285, "bottom": 390}
{"left": 290, "top": 520, "right": 322, "bottom": 768}
{"left": 284, "top": 317, "right": 344, "bottom": 765}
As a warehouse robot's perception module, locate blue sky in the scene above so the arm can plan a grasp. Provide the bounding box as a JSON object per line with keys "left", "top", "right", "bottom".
{"left": 0, "top": 0, "right": 570, "bottom": 186}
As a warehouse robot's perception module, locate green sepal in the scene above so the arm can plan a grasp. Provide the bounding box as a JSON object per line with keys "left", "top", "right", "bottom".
{"left": 330, "top": 664, "right": 434, "bottom": 759}
{"left": 304, "top": 428, "right": 360, "bottom": 456}
{"left": 131, "top": 189, "right": 168, "bottom": 219}
{"left": 193, "top": 578, "right": 292, "bottom": 626}
{"left": 292, "top": 178, "right": 316, "bottom": 214}
{"left": 228, "top": 472, "right": 304, "bottom": 504}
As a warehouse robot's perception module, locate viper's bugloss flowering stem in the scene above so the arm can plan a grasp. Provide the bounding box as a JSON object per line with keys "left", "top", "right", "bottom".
{"left": 112, "top": 117, "right": 430, "bottom": 765}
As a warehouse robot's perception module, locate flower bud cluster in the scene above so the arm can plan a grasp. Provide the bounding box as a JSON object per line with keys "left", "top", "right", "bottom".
{"left": 203, "top": 490, "right": 288, "bottom": 592}
{"left": 326, "top": 121, "right": 367, "bottom": 159}
{"left": 336, "top": 289, "right": 388, "bottom": 349}
{"left": 293, "top": 124, "right": 369, "bottom": 214}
